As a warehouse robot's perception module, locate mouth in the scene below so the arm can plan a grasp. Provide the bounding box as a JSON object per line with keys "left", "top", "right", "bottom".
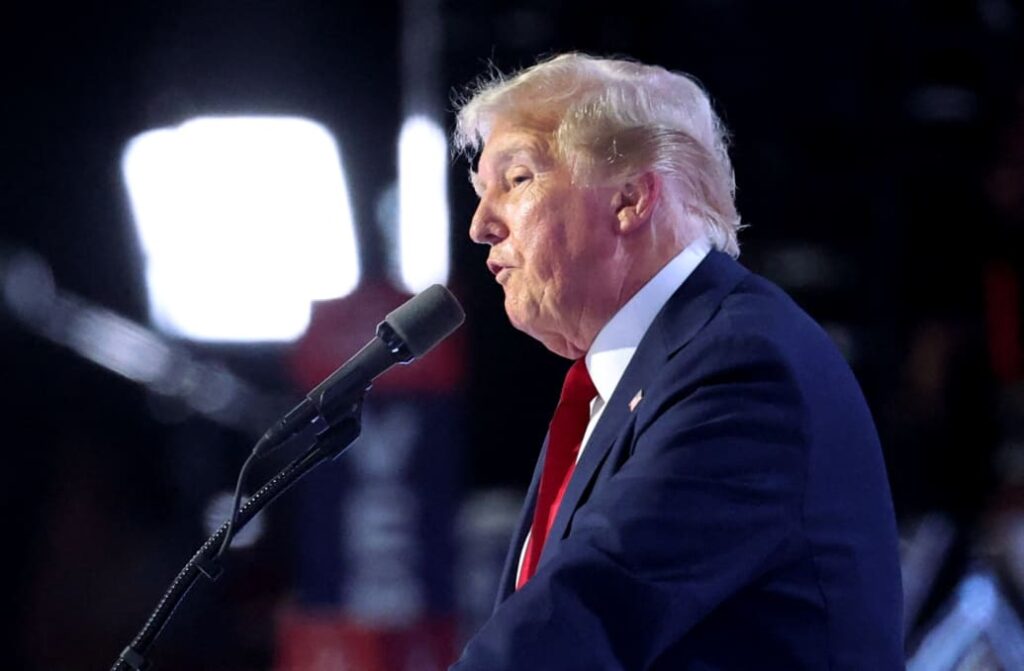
{"left": 487, "top": 260, "right": 512, "bottom": 283}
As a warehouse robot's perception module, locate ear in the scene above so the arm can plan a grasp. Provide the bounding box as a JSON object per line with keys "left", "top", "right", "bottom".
{"left": 612, "top": 171, "right": 660, "bottom": 235}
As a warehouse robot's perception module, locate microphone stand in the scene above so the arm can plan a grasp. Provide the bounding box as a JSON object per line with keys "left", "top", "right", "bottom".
{"left": 109, "top": 398, "right": 364, "bottom": 671}
{"left": 108, "top": 283, "right": 465, "bottom": 670}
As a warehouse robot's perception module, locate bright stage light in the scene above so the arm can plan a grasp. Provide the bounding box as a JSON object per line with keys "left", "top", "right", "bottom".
{"left": 122, "top": 116, "right": 359, "bottom": 342}
{"left": 397, "top": 115, "right": 449, "bottom": 294}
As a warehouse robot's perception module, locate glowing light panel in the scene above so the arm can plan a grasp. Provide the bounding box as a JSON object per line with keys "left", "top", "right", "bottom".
{"left": 397, "top": 115, "right": 449, "bottom": 294}
{"left": 122, "top": 116, "right": 359, "bottom": 342}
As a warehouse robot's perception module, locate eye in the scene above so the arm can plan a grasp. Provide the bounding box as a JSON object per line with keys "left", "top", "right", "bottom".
{"left": 508, "top": 171, "right": 532, "bottom": 188}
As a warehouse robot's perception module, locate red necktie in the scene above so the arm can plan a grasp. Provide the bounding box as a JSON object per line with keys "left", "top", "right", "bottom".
{"left": 517, "top": 358, "right": 597, "bottom": 589}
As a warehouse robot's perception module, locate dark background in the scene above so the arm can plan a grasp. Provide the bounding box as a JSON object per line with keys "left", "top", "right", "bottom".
{"left": 3, "top": 1, "right": 1023, "bottom": 668}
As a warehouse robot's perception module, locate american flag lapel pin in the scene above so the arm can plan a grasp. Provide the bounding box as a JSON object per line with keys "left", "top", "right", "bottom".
{"left": 628, "top": 389, "right": 643, "bottom": 412}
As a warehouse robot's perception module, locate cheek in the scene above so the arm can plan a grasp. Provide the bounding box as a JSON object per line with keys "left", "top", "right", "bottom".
{"left": 515, "top": 208, "right": 568, "bottom": 279}
{"left": 515, "top": 243, "right": 568, "bottom": 311}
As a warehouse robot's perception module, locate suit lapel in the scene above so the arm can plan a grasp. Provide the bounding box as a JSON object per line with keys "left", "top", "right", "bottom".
{"left": 539, "top": 251, "right": 749, "bottom": 569}
{"left": 493, "top": 435, "right": 548, "bottom": 607}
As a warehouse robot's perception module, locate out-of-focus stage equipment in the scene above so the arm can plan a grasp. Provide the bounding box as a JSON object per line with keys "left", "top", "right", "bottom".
{"left": 105, "top": 284, "right": 464, "bottom": 671}
{"left": 0, "top": 244, "right": 290, "bottom": 433}
{"left": 901, "top": 513, "right": 958, "bottom": 635}
{"left": 908, "top": 569, "right": 1024, "bottom": 670}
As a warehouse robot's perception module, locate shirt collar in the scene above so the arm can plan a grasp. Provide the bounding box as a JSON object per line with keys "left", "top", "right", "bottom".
{"left": 585, "top": 237, "right": 712, "bottom": 403}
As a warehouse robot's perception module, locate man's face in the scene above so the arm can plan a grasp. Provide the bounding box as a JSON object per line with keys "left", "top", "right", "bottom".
{"left": 469, "top": 121, "right": 620, "bottom": 358}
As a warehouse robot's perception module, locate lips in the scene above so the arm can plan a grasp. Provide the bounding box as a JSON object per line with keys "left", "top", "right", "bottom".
{"left": 487, "top": 259, "right": 513, "bottom": 285}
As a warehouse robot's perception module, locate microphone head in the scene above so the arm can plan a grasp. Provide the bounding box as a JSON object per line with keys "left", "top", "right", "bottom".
{"left": 379, "top": 284, "right": 465, "bottom": 360}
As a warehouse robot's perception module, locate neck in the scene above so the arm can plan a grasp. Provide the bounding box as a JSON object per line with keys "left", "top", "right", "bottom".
{"left": 564, "top": 237, "right": 690, "bottom": 358}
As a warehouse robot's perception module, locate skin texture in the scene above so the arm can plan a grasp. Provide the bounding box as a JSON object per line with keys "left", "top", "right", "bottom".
{"left": 468, "top": 118, "right": 688, "bottom": 358}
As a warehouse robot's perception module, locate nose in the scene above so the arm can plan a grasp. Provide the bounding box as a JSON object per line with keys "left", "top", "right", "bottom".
{"left": 469, "top": 196, "right": 508, "bottom": 246}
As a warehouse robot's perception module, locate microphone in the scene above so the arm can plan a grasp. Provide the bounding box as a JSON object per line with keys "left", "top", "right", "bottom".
{"left": 255, "top": 284, "right": 464, "bottom": 456}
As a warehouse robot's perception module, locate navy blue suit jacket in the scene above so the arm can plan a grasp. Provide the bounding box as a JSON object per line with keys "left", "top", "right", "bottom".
{"left": 452, "top": 251, "right": 904, "bottom": 670}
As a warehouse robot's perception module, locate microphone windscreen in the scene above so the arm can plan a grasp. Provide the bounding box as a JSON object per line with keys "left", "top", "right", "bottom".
{"left": 382, "top": 284, "right": 465, "bottom": 359}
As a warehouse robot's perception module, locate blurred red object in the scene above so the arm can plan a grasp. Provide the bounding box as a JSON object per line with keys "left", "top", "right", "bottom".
{"left": 289, "top": 280, "right": 466, "bottom": 395}
{"left": 274, "top": 606, "right": 457, "bottom": 671}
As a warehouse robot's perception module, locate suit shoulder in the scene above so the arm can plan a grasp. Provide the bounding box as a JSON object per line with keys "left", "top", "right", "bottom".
{"left": 702, "top": 271, "right": 841, "bottom": 362}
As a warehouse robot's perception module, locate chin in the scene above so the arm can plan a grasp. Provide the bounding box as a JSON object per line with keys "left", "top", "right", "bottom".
{"left": 504, "top": 309, "right": 533, "bottom": 337}
{"left": 502, "top": 296, "right": 529, "bottom": 330}
{"left": 504, "top": 309, "right": 578, "bottom": 359}
{"left": 503, "top": 304, "right": 538, "bottom": 338}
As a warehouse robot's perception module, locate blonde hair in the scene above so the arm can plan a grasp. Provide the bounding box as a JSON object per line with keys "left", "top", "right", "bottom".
{"left": 455, "top": 53, "right": 743, "bottom": 257}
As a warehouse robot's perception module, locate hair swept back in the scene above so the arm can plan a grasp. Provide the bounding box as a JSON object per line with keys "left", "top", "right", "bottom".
{"left": 454, "top": 52, "right": 743, "bottom": 257}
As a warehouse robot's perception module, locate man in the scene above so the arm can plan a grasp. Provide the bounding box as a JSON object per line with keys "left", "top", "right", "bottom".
{"left": 452, "top": 53, "right": 903, "bottom": 669}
